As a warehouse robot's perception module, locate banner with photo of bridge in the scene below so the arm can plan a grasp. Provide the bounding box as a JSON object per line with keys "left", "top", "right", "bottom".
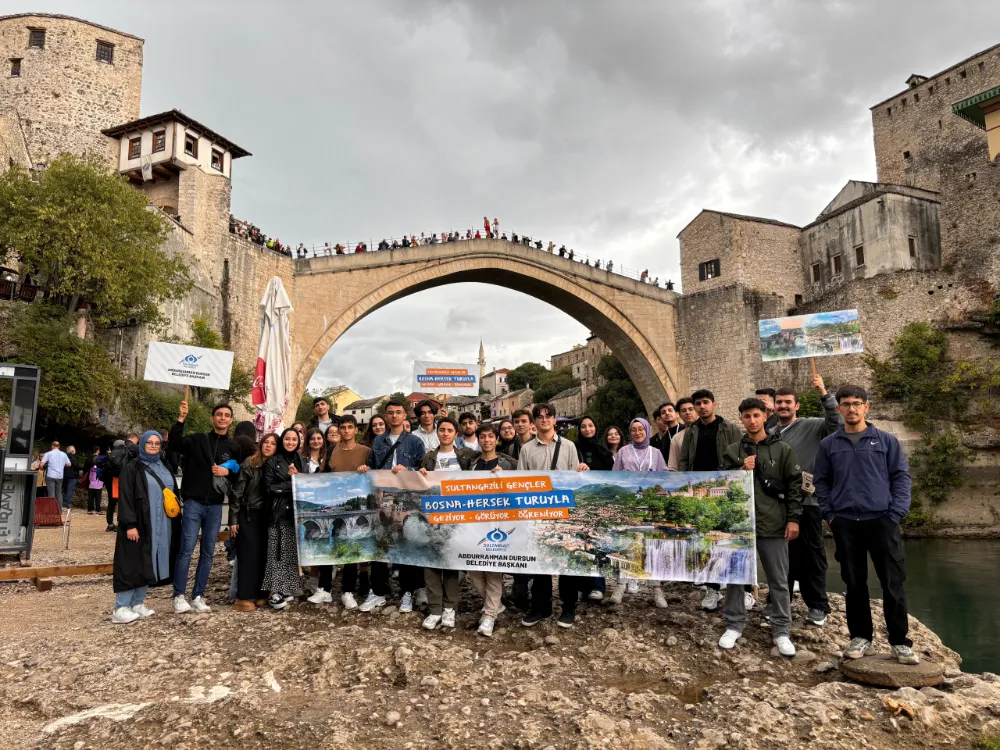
{"left": 292, "top": 469, "right": 757, "bottom": 584}
{"left": 758, "top": 308, "right": 863, "bottom": 362}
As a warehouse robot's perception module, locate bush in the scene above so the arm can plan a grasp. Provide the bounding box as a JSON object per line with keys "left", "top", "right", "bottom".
{"left": 120, "top": 379, "right": 213, "bottom": 434}
{"left": 797, "top": 389, "right": 823, "bottom": 418}
{"left": 910, "top": 429, "right": 971, "bottom": 505}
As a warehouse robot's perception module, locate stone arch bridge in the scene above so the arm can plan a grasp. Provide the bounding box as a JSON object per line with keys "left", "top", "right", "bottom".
{"left": 299, "top": 510, "right": 377, "bottom": 541}
{"left": 234, "top": 239, "right": 684, "bottom": 419}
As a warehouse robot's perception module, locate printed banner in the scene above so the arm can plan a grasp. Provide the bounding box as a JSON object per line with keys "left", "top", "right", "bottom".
{"left": 758, "top": 309, "right": 863, "bottom": 362}
{"left": 143, "top": 341, "right": 235, "bottom": 389}
{"left": 293, "top": 470, "right": 757, "bottom": 584}
{"left": 412, "top": 361, "right": 479, "bottom": 396}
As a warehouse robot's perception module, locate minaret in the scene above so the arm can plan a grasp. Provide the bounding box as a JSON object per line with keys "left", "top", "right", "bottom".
{"left": 478, "top": 339, "right": 486, "bottom": 382}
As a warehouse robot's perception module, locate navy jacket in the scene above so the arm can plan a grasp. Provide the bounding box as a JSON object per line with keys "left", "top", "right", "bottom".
{"left": 366, "top": 432, "right": 426, "bottom": 471}
{"left": 813, "top": 425, "right": 911, "bottom": 524}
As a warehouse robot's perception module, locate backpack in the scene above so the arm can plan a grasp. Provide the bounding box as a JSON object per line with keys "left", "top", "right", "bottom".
{"left": 105, "top": 444, "right": 130, "bottom": 479}
{"left": 94, "top": 455, "right": 106, "bottom": 483}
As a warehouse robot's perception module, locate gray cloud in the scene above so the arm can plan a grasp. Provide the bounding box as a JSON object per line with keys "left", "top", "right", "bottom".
{"left": 27, "top": 0, "right": 998, "bottom": 396}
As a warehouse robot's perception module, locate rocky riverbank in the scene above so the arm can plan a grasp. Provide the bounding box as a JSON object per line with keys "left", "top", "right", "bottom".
{"left": 2, "top": 514, "right": 1000, "bottom": 749}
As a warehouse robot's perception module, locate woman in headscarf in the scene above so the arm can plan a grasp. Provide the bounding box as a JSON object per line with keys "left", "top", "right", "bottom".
{"left": 262, "top": 428, "right": 303, "bottom": 610}
{"left": 230, "top": 433, "right": 278, "bottom": 612}
{"left": 111, "top": 430, "right": 175, "bottom": 624}
{"left": 576, "top": 416, "right": 614, "bottom": 602}
{"left": 610, "top": 417, "right": 668, "bottom": 606}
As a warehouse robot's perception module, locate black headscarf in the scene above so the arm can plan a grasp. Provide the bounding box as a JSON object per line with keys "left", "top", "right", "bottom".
{"left": 576, "top": 416, "right": 613, "bottom": 471}
{"left": 278, "top": 428, "right": 301, "bottom": 462}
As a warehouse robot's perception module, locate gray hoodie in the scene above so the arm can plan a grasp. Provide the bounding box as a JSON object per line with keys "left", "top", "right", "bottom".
{"left": 768, "top": 392, "right": 841, "bottom": 506}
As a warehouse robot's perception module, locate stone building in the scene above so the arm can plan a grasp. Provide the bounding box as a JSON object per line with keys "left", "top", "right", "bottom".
{"left": 550, "top": 334, "right": 610, "bottom": 403}
{"left": 481, "top": 368, "right": 509, "bottom": 397}
{"left": 676, "top": 41, "right": 1000, "bottom": 419}
{"left": 550, "top": 386, "right": 584, "bottom": 420}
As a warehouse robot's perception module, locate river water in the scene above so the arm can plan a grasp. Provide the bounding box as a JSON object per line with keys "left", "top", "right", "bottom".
{"left": 819, "top": 538, "right": 1000, "bottom": 674}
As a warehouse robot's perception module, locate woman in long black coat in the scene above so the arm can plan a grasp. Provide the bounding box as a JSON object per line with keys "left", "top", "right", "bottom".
{"left": 112, "top": 430, "right": 180, "bottom": 624}
{"left": 261, "top": 428, "right": 303, "bottom": 610}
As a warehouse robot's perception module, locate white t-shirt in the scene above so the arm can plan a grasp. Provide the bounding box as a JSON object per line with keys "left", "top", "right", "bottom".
{"left": 41, "top": 449, "right": 71, "bottom": 479}
{"left": 456, "top": 436, "right": 480, "bottom": 454}
{"left": 435, "top": 449, "right": 462, "bottom": 472}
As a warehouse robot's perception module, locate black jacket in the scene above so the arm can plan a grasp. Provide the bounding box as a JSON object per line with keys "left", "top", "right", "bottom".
{"left": 168, "top": 421, "right": 241, "bottom": 505}
{"left": 263, "top": 452, "right": 302, "bottom": 527}
{"left": 113, "top": 459, "right": 182, "bottom": 592}
{"left": 577, "top": 440, "right": 614, "bottom": 471}
{"left": 229, "top": 459, "right": 268, "bottom": 526}
{"left": 66, "top": 452, "right": 82, "bottom": 480}
{"left": 419, "top": 447, "right": 479, "bottom": 471}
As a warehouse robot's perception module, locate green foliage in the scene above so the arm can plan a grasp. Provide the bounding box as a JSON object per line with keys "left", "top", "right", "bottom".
{"left": 797, "top": 389, "right": 823, "bottom": 418}
{"left": 900, "top": 498, "right": 934, "bottom": 531}
{"left": 379, "top": 392, "right": 409, "bottom": 413}
{"left": 589, "top": 355, "right": 645, "bottom": 433}
{"left": 975, "top": 735, "right": 1000, "bottom": 750}
{"left": 910, "top": 429, "right": 971, "bottom": 505}
{"left": 507, "top": 362, "right": 548, "bottom": 391}
{"left": 10, "top": 303, "right": 120, "bottom": 426}
{"left": 120, "top": 378, "right": 212, "bottom": 433}
{"left": 0, "top": 154, "right": 191, "bottom": 326}
{"left": 295, "top": 392, "right": 316, "bottom": 425}
{"left": 533, "top": 366, "right": 579, "bottom": 403}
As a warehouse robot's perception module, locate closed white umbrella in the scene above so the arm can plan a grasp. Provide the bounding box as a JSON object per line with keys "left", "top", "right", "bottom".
{"left": 252, "top": 277, "right": 294, "bottom": 440}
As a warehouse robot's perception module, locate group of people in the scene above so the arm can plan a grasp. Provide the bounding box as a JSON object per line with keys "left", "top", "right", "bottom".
{"left": 107, "top": 376, "right": 919, "bottom": 667}
{"left": 228, "top": 213, "right": 675, "bottom": 288}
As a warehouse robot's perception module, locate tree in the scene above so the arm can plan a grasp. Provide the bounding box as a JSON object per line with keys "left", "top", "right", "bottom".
{"left": 533, "top": 366, "right": 579, "bottom": 403}
{"left": 10, "top": 303, "right": 121, "bottom": 427}
{"left": 507, "top": 362, "right": 548, "bottom": 391}
{"left": 0, "top": 154, "right": 191, "bottom": 326}
{"left": 797, "top": 389, "right": 823, "bottom": 418}
{"left": 378, "top": 392, "right": 409, "bottom": 413}
{"left": 588, "top": 355, "right": 646, "bottom": 431}
{"left": 295, "top": 391, "right": 316, "bottom": 424}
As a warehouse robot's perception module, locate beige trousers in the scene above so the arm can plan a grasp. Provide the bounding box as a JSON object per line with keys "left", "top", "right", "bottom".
{"left": 468, "top": 571, "right": 504, "bottom": 618}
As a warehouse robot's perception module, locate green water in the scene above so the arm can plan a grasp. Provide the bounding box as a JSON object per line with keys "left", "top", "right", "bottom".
{"left": 822, "top": 538, "right": 1000, "bottom": 674}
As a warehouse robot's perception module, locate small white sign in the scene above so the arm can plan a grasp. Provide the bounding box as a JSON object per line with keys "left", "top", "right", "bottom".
{"left": 413, "top": 361, "right": 479, "bottom": 396}
{"left": 144, "top": 341, "right": 234, "bottom": 390}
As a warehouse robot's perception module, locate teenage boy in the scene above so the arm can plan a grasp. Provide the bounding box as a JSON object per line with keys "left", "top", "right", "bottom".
{"left": 413, "top": 399, "right": 440, "bottom": 451}
{"left": 505, "top": 408, "right": 534, "bottom": 461}
{"left": 310, "top": 416, "right": 371, "bottom": 607}
{"left": 650, "top": 402, "right": 681, "bottom": 464}
{"left": 470, "top": 424, "right": 515, "bottom": 636}
{"left": 358, "top": 400, "right": 426, "bottom": 613}
{"left": 309, "top": 397, "right": 337, "bottom": 434}
{"left": 755, "top": 387, "right": 777, "bottom": 431}
{"left": 769, "top": 373, "right": 841, "bottom": 626}
{"left": 666, "top": 398, "right": 698, "bottom": 471}
{"left": 455, "top": 412, "right": 481, "bottom": 453}
{"left": 678, "top": 390, "right": 743, "bottom": 611}
{"left": 718, "top": 398, "right": 802, "bottom": 657}
{"left": 170, "top": 401, "right": 241, "bottom": 614}
{"left": 418, "top": 417, "right": 478, "bottom": 629}
{"left": 813, "top": 385, "right": 919, "bottom": 665}
{"left": 516, "top": 403, "right": 590, "bottom": 628}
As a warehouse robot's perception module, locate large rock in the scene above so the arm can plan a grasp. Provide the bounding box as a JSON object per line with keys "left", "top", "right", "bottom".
{"left": 840, "top": 654, "right": 944, "bottom": 688}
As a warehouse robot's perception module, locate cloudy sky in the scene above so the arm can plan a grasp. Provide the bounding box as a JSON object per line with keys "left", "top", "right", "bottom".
{"left": 26, "top": 1, "right": 998, "bottom": 397}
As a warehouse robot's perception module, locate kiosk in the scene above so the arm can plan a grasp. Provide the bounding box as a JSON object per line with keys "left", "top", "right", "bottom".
{"left": 0, "top": 365, "right": 40, "bottom": 560}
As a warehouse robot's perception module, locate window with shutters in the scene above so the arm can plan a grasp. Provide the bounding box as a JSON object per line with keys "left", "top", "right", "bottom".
{"left": 152, "top": 131, "right": 166, "bottom": 153}
{"left": 128, "top": 137, "right": 141, "bottom": 160}
{"left": 211, "top": 149, "right": 224, "bottom": 171}
{"left": 96, "top": 41, "right": 114, "bottom": 64}
{"left": 698, "top": 258, "right": 720, "bottom": 281}
{"left": 28, "top": 29, "right": 45, "bottom": 48}
{"left": 184, "top": 134, "right": 198, "bottom": 157}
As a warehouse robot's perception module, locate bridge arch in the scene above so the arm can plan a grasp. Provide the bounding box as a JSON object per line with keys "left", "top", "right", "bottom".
{"left": 289, "top": 241, "right": 683, "bottom": 417}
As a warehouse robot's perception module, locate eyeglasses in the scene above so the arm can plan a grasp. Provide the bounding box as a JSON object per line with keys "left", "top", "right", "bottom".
{"left": 145, "top": 440, "right": 161, "bottom": 446}
{"left": 838, "top": 402, "right": 866, "bottom": 411}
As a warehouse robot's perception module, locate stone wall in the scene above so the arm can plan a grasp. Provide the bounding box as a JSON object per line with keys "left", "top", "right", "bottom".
{"left": 870, "top": 43, "right": 1000, "bottom": 190}
{"left": 0, "top": 108, "right": 30, "bottom": 170}
{"left": 0, "top": 14, "right": 142, "bottom": 166}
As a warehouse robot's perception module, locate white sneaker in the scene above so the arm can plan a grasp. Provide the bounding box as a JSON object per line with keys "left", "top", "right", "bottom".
{"left": 341, "top": 592, "right": 358, "bottom": 610}
{"left": 441, "top": 608, "right": 456, "bottom": 628}
{"left": 478, "top": 616, "right": 495, "bottom": 637}
{"left": 173, "top": 596, "right": 192, "bottom": 614}
{"left": 131, "top": 603, "right": 155, "bottom": 618}
{"left": 609, "top": 583, "right": 625, "bottom": 604}
{"left": 588, "top": 589, "right": 604, "bottom": 601}
{"left": 718, "top": 628, "right": 741, "bottom": 649}
{"left": 626, "top": 579, "right": 640, "bottom": 594}
{"left": 422, "top": 613, "right": 442, "bottom": 630}
{"left": 701, "top": 588, "right": 723, "bottom": 611}
{"left": 191, "top": 596, "right": 211, "bottom": 613}
{"left": 112, "top": 607, "right": 140, "bottom": 624}
{"left": 399, "top": 592, "right": 414, "bottom": 613}
{"left": 744, "top": 591, "right": 755, "bottom": 611}
{"left": 358, "top": 591, "right": 386, "bottom": 612}
{"left": 792, "top": 581, "right": 800, "bottom": 594}
{"left": 307, "top": 589, "right": 333, "bottom": 605}
{"left": 413, "top": 588, "right": 428, "bottom": 607}
{"left": 653, "top": 587, "right": 668, "bottom": 609}
{"left": 774, "top": 636, "right": 796, "bottom": 657}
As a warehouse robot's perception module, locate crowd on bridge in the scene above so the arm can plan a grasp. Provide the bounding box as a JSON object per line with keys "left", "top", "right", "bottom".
{"left": 228, "top": 213, "right": 674, "bottom": 289}
{"left": 69, "top": 367, "right": 921, "bottom": 669}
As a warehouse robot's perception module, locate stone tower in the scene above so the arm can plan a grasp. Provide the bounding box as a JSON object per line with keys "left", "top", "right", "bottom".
{"left": 478, "top": 339, "right": 486, "bottom": 382}
{"left": 0, "top": 13, "right": 144, "bottom": 168}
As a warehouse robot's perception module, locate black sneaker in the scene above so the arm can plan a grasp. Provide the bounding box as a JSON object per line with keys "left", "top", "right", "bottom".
{"left": 521, "top": 613, "right": 547, "bottom": 627}
{"left": 269, "top": 593, "right": 289, "bottom": 610}
{"left": 106, "top": 524, "right": 117, "bottom": 532}
{"left": 557, "top": 611, "right": 575, "bottom": 629}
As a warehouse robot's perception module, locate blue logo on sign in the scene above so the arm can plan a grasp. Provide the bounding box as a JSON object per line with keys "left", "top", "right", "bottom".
{"left": 479, "top": 527, "right": 515, "bottom": 546}
{"left": 180, "top": 353, "right": 202, "bottom": 369}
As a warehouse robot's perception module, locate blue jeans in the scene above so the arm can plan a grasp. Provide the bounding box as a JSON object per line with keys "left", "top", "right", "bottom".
{"left": 63, "top": 476, "right": 77, "bottom": 508}
{"left": 173, "top": 499, "right": 223, "bottom": 600}
{"left": 115, "top": 585, "right": 148, "bottom": 610}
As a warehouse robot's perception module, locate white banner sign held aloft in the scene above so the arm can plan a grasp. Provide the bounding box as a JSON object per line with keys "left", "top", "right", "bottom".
{"left": 413, "top": 361, "right": 479, "bottom": 396}
{"left": 144, "top": 341, "right": 234, "bottom": 389}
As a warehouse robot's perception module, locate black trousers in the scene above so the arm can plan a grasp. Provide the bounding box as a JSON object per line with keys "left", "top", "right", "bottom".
{"left": 87, "top": 487, "right": 103, "bottom": 513}
{"left": 370, "top": 562, "right": 423, "bottom": 597}
{"left": 525, "top": 574, "right": 586, "bottom": 617}
{"left": 317, "top": 566, "right": 334, "bottom": 592}
{"left": 831, "top": 515, "right": 911, "bottom": 646}
{"left": 235, "top": 507, "right": 268, "bottom": 601}
{"left": 789, "top": 505, "right": 830, "bottom": 613}
{"left": 558, "top": 575, "right": 592, "bottom": 614}
{"left": 341, "top": 563, "right": 369, "bottom": 595}
{"left": 106, "top": 495, "right": 118, "bottom": 526}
